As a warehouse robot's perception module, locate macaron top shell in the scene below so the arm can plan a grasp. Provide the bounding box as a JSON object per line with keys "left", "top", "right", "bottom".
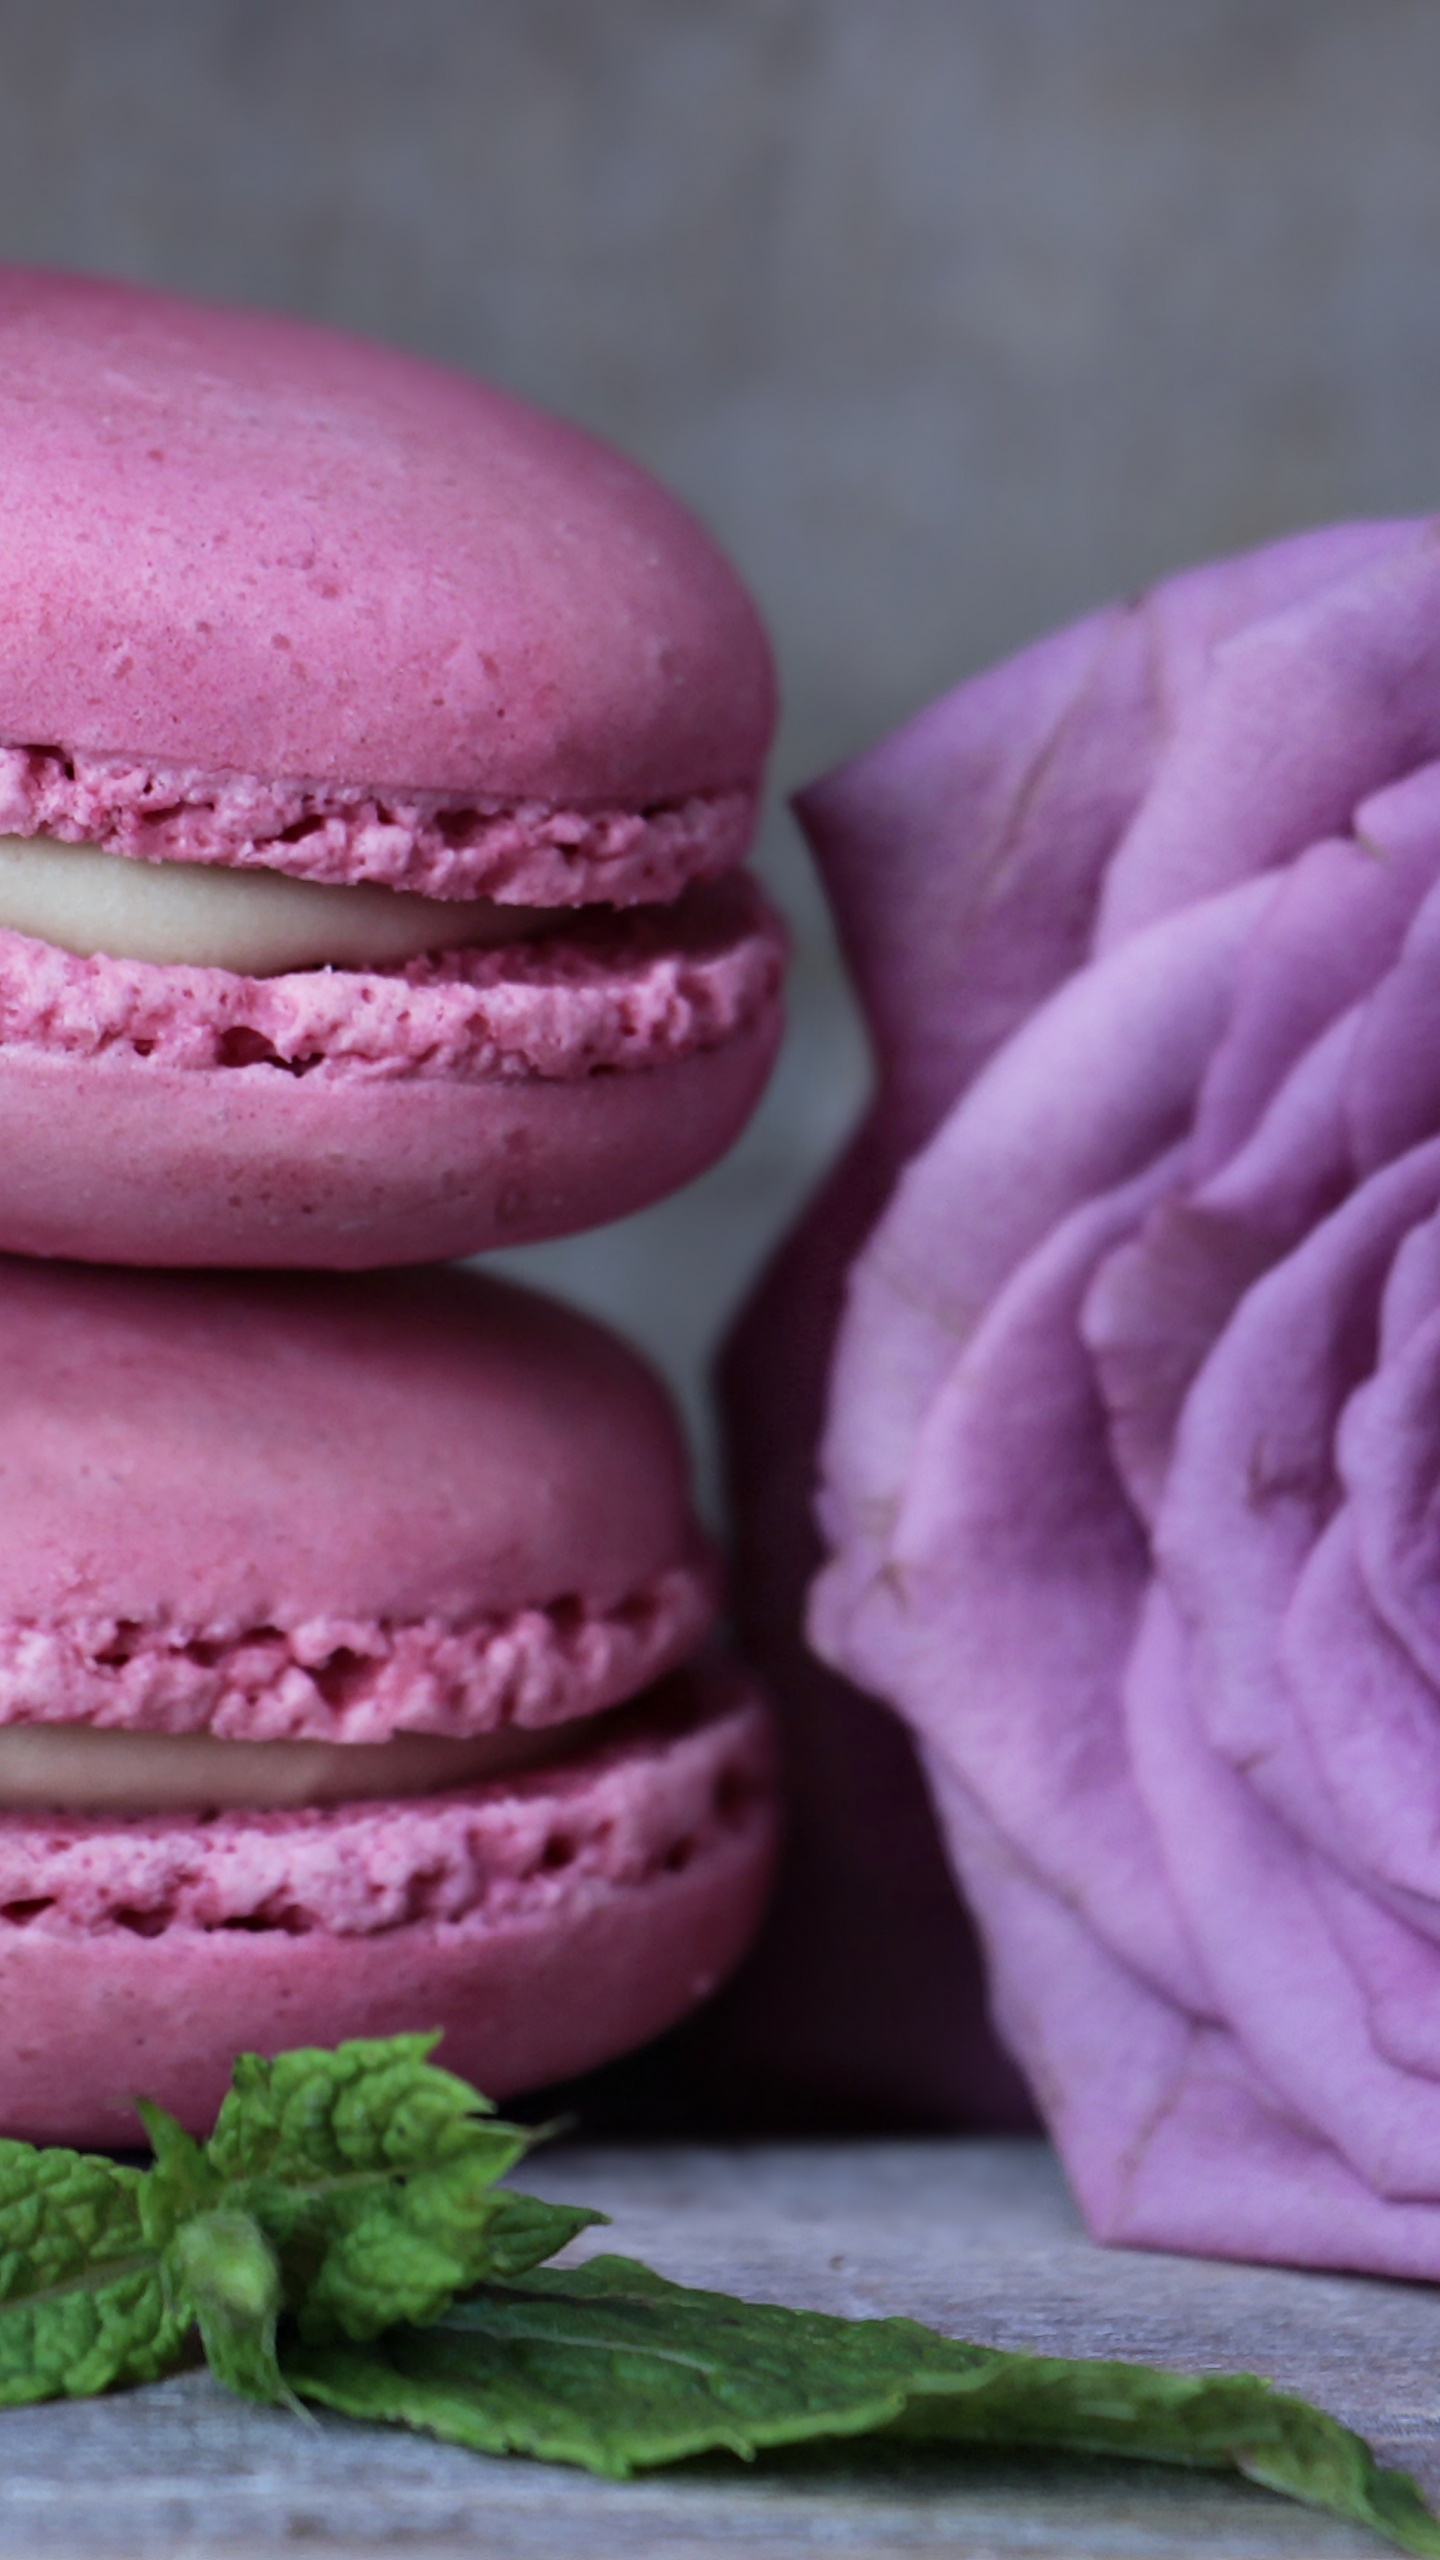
{"left": 0, "top": 269, "right": 775, "bottom": 806}
{"left": 0, "top": 1260, "right": 705, "bottom": 1635}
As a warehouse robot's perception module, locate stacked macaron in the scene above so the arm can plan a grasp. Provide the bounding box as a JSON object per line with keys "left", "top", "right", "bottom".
{"left": 0, "top": 270, "right": 783, "bottom": 2140}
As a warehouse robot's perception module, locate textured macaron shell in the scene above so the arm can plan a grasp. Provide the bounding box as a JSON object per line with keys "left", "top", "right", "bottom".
{"left": 0, "top": 1260, "right": 716, "bottom": 1735}
{"left": 0, "top": 270, "right": 775, "bottom": 812}
{"left": 0, "top": 1664, "right": 778, "bottom": 2142}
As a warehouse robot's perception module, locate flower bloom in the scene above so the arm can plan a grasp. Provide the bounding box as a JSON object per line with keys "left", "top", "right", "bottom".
{"left": 806, "top": 518, "right": 1440, "bottom": 2273}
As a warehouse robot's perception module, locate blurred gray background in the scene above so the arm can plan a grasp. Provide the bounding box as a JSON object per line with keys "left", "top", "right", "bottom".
{"left": 3, "top": 0, "right": 1440, "bottom": 1491}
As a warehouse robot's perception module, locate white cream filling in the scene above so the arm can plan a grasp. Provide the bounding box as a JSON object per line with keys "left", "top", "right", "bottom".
{"left": 0, "top": 835, "right": 553, "bottom": 975}
{"left": 0, "top": 1721, "right": 569, "bottom": 1815}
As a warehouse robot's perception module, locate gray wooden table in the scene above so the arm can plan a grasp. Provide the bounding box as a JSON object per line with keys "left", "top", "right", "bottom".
{"left": 4, "top": 2137, "right": 1439, "bottom": 2558}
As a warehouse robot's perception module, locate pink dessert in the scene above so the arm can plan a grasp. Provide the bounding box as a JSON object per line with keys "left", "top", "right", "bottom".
{"left": 0, "top": 270, "right": 784, "bottom": 1267}
{"left": 0, "top": 1257, "right": 777, "bottom": 2141}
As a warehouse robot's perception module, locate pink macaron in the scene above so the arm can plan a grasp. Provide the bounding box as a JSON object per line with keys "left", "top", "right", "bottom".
{"left": 0, "top": 270, "right": 784, "bottom": 1268}
{"left": 0, "top": 1255, "right": 777, "bottom": 2142}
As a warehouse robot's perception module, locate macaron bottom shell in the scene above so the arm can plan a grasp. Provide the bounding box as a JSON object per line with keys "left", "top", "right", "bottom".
{"left": 0, "top": 1665, "right": 777, "bottom": 2144}
{"left": 0, "top": 1006, "right": 780, "bottom": 1266}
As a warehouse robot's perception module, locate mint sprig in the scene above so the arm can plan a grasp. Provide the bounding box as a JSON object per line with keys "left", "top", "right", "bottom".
{"left": 0, "top": 2034, "right": 592, "bottom": 2413}
{"left": 202, "top": 2037, "right": 595, "bottom": 2344}
{"left": 0, "top": 2035, "right": 1431, "bottom": 2557}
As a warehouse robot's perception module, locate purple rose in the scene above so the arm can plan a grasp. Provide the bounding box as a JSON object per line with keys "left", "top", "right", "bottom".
{"left": 801, "top": 517, "right": 1440, "bottom": 2272}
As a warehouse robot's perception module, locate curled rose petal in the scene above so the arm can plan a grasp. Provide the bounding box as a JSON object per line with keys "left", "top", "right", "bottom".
{"left": 944, "top": 1742, "right": 1440, "bottom": 2275}
{"left": 1280, "top": 1515, "right": 1440, "bottom": 1899}
{"left": 886, "top": 1159, "right": 1210, "bottom": 2015}
{"left": 1096, "top": 519, "right": 1440, "bottom": 944}
{"left": 1187, "top": 830, "right": 1438, "bottom": 1179}
{"left": 819, "top": 873, "right": 1278, "bottom": 1637}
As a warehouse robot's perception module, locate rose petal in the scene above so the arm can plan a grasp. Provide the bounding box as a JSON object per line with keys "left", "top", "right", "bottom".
{"left": 1085, "top": 1010, "right": 1360, "bottom": 1523}
{"left": 924, "top": 1758, "right": 1211, "bottom": 2227}
{"left": 796, "top": 602, "right": 1160, "bottom": 1148}
{"left": 1348, "top": 874, "right": 1440, "bottom": 1170}
{"left": 1189, "top": 832, "right": 1437, "bottom": 1180}
{"left": 1098, "top": 521, "right": 1440, "bottom": 946}
{"left": 1155, "top": 1139, "right": 1440, "bottom": 1773}
{"left": 827, "top": 1151, "right": 1205, "bottom": 2010}
{"left": 1130, "top": 1584, "right": 1440, "bottom": 2195}
{"left": 1278, "top": 1510, "right": 1440, "bottom": 1894}
{"left": 797, "top": 524, "right": 1410, "bottom": 1147}
{"left": 1341, "top": 1302, "right": 1440, "bottom": 1691}
{"left": 1193, "top": 1005, "right": 1358, "bottom": 1235}
{"left": 821, "top": 874, "right": 1276, "bottom": 1617}
{"left": 930, "top": 1753, "right": 1440, "bottom": 2275}
{"left": 1354, "top": 752, "right": 1440, "bottom": 862}
{"left": 1313, "top": 1868, "right": 1440, "bottom": 2071}
{"left": 1378, "top": 1203, "right": 1440, "bottom": 1358}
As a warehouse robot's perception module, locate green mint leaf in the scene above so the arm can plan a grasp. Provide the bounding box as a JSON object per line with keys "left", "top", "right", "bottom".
{"left": 0, "top": 2138, "right": 189, "bottom": 2404}
{"left": 282, "top": 2253, "right": 1440, "bottom": 2553}
{"left": 294, "top": 2153, "right": 515, "bottom": 2342}
{"left": 286, "top": 2252, "right": 990, "bottom": 2474}
{"left": 883, "top": 2357, "right": 1440, "bottom": 2553}
{"left": 166, "top": 2207, "right": 299, "bottom": 2414}
{"left": 207, "top": 2035, "right": 518, "bottom": 2189}
{"left": 300, "top": 2179, "right": 608, "bottom": 2343}
{"left": 201, "top": 2035, "right": 543, "bottom": 2343}
{"left": 475, "top": 2190, "right": 608, "bottom": 2280}
{"left": 133, "top": 2100, "right": 221, "bottom": 2247}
